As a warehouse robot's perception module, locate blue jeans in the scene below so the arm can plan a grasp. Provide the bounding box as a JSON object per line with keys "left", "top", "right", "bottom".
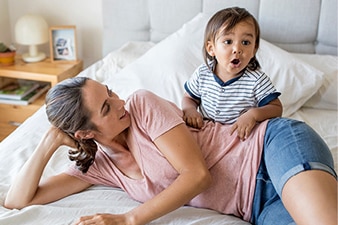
{"left": 251, "top": 118, "right": 337, "bottom": 225}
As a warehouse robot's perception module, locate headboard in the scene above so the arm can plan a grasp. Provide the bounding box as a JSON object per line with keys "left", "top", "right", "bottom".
{"left": 102, "top": 0, "right": 337, "bottom": 56}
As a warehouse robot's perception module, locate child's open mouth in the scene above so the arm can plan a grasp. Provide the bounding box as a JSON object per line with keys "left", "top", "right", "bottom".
{"left": 231, "top": 58, "right": 240, "bottom": 65}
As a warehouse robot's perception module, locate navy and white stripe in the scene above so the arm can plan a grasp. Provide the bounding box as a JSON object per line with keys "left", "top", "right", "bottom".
{"left": 184, "top": 63, "right": 280, "bottom": 124}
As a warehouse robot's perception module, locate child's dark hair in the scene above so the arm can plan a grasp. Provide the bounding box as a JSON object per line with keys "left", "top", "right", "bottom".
{"left": 203, "top": 7, "right": 260, "bottom": 70}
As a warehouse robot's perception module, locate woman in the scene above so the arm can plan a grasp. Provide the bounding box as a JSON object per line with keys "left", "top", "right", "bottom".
{"left": 4, "top": 77, "right": 337, "bottom": 225}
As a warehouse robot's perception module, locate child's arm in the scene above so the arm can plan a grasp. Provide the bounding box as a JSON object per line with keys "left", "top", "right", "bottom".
{"left": 230, "top": 98, "right": 283, "bottom": 141}
{"left": 181, "top": 92, "right": 204, "bottom": 129}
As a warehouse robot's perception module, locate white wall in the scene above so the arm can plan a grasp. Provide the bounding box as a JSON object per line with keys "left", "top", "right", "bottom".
{"left": 5, "top": 0, "right": 103, "bottom": 68}
{"left": 0, "top": 0, "right": 11, "bottom": 46}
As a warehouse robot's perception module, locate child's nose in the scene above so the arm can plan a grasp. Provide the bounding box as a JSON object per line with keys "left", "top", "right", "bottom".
{"left": 232, "top": 44, "right": 242, "bottom": 54}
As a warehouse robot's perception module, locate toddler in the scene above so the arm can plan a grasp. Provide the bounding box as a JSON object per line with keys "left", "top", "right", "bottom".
{"left": 182, "top": 7, "right": 283, "bottom": 141}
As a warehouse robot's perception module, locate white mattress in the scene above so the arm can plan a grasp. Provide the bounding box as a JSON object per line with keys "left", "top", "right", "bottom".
{"left": 0, "top": 41, "right": 336, "bottom": 225}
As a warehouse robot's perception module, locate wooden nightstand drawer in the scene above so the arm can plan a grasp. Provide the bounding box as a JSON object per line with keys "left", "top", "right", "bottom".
{"left": 0, "top": 121, "right": 17, "bottom": 139}
{"left": 0, "top": 99, "right": 44, "bottom": 141}
{"left": 0, "top": 57, "right": 83, "bottom": 141}
{"left": 0, "top": 98, "right": 43, "bottom": 124}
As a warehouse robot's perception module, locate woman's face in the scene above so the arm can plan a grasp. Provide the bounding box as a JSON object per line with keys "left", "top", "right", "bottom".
{"left": 81, "top": 79, "right": 131, "bottom": 145}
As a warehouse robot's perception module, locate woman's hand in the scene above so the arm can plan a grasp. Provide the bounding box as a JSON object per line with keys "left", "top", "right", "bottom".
{"left": 47, "top": 126, "right": 77, "bottom": 149}
{"left": 73, "top": 213, "right": 132, "bottom": 225}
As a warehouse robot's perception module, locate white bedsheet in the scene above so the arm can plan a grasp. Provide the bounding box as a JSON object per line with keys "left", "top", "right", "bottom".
{"left": 0, "top": 42, "right": 336, "bottom": 225}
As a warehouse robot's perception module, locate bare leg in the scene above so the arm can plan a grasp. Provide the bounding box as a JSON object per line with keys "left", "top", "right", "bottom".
{"left": 282, "top": 170, "right": 337, "bottom": 225}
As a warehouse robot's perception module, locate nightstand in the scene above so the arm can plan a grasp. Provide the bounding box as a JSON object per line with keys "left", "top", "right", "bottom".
{"left": 0, "top": 57, "right": 83, "bottom": 141}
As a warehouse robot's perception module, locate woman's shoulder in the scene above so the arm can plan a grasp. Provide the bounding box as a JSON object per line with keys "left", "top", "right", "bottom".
{"left": 127, "top": 89, "right": 182, "bottom": 115}
{"left": 126, "top": 89, "right": 184, "bottom": 141}
{"left": 130, "top": 89, "right": 157, "bottom": 97}
{"left": 127, "top": 89, "right": 165, "bottom": 106}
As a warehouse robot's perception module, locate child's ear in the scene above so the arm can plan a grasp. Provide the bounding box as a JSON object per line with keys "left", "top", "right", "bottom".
{"left": 206, "top": 41, "right": 215, "bottom": 56}
{"left": 254, "top": 41, "right": 259, "bottom": 53}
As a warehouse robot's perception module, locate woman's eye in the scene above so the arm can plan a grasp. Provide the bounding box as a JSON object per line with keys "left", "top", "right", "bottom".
{"left": 108, "top": 89, "right": 113, "bottom": 97}
{"left": 105, "top": 85, "right": 114, "bottom": 97}
{"left": 104, "top": 103, "right": 110, "bottom": 115}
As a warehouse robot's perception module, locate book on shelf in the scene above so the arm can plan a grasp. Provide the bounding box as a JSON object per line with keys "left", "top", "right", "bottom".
{"left": 0, "top": 82, "right": 50, "bottom": 105}
{"left": 0, "top": 80, "right": 40, "bottom": 100}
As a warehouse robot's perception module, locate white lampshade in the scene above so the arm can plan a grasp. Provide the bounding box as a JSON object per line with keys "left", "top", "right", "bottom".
{"left": 15, "top": 14, "right": 48, "bottom": 62}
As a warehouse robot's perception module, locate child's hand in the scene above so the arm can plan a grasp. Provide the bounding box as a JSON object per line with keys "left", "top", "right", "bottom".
{"left": 183, "top": 108, "right": 204, "bottom": 129}
{"left": 230, "top": 111, "right": 256, "bottom": 141}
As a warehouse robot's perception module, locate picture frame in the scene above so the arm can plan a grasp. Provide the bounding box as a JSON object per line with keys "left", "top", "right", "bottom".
{"left": 49, "top": 26, "right": 77, "bottom": 63}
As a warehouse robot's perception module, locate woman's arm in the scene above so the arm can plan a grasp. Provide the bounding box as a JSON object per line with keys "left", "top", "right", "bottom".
{"left": 4, "top": 127, "right": 92, "bottom": 209}
{"left": 129, "top": 123, "right": 212, "bottom": 223}
{"left": 74, "top": 123, "right": 212, "bottom": 225}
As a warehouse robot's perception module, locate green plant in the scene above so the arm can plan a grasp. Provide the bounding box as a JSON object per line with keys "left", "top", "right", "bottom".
{"left": 0, "top": 42, "right": 11, "bottom": 53}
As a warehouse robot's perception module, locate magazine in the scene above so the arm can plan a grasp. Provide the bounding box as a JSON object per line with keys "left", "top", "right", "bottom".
{"left": 0, "top": 81, "right": 40, "bottom": 100}
{"left": 0, "top": 83, "right": 50, "bottom": 105}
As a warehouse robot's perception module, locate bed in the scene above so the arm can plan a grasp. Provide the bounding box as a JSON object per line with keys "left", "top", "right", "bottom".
{"left": 0, "top": 0, "right": 337, "bottom": 224}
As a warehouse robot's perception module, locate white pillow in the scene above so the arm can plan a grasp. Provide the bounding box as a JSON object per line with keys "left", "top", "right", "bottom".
{"left": 293, "top": 53, "right": 337, "bottom": 110}
{"left": 105, "top": 13, "right": 207, "bottom": 105}
{"left": 82, "top": 41, "right": 155, "bottom": 82}
{"left": 106, "top": 13, "right": 324, "bottom": 117}
{"left": 256, "top": 40, "right": 324, "bottom": 116}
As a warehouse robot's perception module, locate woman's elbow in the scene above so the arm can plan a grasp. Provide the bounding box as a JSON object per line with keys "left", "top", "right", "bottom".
{"left": 197, "top": 169, "right": 213, "bottom": 191}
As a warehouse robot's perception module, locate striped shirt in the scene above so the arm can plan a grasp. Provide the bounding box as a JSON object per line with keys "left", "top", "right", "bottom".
{"left": 184, "top": 63, "right": 280, "bottom": 124}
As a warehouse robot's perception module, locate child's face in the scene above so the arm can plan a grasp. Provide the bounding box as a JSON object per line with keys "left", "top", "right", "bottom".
{"left": 207, "top": 19, "right": 257, "bottom": 79}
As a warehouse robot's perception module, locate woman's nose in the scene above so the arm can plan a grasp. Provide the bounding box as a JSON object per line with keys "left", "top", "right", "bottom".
{"left": 109, "top": 97, "right": 125, "bottom": 109}
{"left": 116, "top": 99, "right": 125, "bottom": 109}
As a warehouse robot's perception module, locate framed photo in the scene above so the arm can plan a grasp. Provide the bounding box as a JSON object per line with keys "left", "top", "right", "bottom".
{"left": 49, "top": 26, "right": 77, "bottom": 63}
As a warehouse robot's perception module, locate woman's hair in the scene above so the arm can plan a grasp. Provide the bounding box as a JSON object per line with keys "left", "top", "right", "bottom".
{"left": 45, "top": 77, "right": 97, "bottom": 173}
{"left": 203, "top": 7, "right": 260, "bottom": 71}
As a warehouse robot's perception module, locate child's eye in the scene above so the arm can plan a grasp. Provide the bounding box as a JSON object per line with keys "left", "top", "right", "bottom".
{"left": 242, "top": 40, "right": 251, "bottom": 45}
{"left": 224, "top": 39, "right": 233, "bottom": 45}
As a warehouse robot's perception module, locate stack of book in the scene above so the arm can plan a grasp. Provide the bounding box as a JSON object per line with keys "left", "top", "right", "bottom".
{"left": 0, "top": 79, "right": 50, "bottom": 105}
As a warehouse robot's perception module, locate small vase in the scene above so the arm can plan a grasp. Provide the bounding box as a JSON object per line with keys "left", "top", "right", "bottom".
{"left": 0, "top": 51, "right": 16, "bottom": 66}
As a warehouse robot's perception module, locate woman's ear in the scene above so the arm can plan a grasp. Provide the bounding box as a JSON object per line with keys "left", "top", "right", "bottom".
{"left": 74, "top": 130, "right": 94, "bottom": 140}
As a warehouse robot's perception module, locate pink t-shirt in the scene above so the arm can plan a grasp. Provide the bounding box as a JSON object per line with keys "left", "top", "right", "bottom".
{"left": 66, "top": 89, "right": 268, "bottom": 221}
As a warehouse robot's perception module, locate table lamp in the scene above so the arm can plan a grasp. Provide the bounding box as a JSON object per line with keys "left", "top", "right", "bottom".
{"left": 15, "top": 14, "right": 48, "bottom": 63}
